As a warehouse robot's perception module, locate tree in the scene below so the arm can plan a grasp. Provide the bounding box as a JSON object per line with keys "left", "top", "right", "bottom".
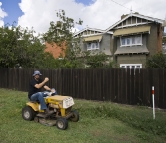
{"left": 43, "top": 10, "right": 84, "bottom": 68}
{"left": 0, "top": 26, "right": 18, "bottom": 67}
{"left": 0, "top": 25, "right": 56, "bottom": 68}
{"left": 146, "top": 52, "right": 166, "bottom": 68}
{"left": 85, "top": 51, "right": 108, "bottom": 68}
{"left": 163, "top": 37, "right": 166, "bottom": 44}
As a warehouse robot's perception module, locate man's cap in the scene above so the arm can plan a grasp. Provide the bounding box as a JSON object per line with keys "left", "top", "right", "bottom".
{"left": 32, "top": 70, "right": 42, "bottom": 76}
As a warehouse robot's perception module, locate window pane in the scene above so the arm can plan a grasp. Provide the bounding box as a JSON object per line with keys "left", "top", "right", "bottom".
{"left": 87, "top": 43, "right": 91, "bottom": 50}
{"left": 137, "top": 18, "right": 141, "bottom": 23}
{"left": 121, "top": 38, "right": 125, "bottom": 45}
{"left": 95, "top": 43, "right": 98, "bottom": 48}
{"left": 127, "top": 38, "right": 130, "bottom": 45}
{"left": 92, "top": 43, "right": 95, "bottom": 49}
{"left": 132, "top": 37, "right": 135, "bottom": 44}
{"left": 136, "top": 36, "right": 141, "bottom": 44}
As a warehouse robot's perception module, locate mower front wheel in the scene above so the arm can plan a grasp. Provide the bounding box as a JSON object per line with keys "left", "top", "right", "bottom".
{"left": 56, "top": 118, "right": 68, "bottom": 130}
{"left": 70, "top": 110, "right": 79, "bottom": 122}
{"left": 22, "top": 106, "right": 36, "bottom": 121}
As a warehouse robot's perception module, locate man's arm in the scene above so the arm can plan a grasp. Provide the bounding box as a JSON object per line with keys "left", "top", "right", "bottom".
{"left": 34, "top": 77, "right": 49, "bottom": 89}
{"left": 43, "top": 85, "right": 51, "bottom": 91}
{"left": 44, "top": 86, "right": 56, "bottom": 93}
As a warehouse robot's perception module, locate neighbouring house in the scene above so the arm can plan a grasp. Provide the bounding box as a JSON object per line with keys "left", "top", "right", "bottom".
{"left": 106, "top": 12, "right": 164, "bottom": 68}
{"left": 74, "top": 27, "right": 113, "bottom": 67}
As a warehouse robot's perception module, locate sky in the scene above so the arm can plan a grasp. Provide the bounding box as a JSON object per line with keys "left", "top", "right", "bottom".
{"left": 0, "top": 0, "right": 166, "bottom": 35}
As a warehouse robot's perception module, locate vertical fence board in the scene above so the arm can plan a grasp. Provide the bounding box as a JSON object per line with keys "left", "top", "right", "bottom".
{"left": 126, "top": 68, "right": 130, "bottom": 104}
{"left": 152, "top": 69, "right": 159, "bottom": 108}
{"left": 117, "top": 69, "right": 121, "bottom": 103}
{"left": 146, "top": 69, "right": 152, "bottom": 107}
{"left": 130, "top": 69, "right": 135, "bottom": 105}
{"left": 134, "top": 69, "right": 139, "bottom": 105}
{"left": 102, "top": 69, "right": 109, "bottom": 101}
{"left": 163, "top": 70, "right": 166, "bottom": 109}
{"left": 158, "top": 69, "right": 164, "bottom": 108}
{"left": 120, "top": 69, "right": 126, "bottom": 104}
{"left": 142, "top": 69, "right": 148, "bottom": 106}
{"left": 114, "top": 69, "right": 118, "bottom": 103}
{"left": 109, "top": 69, "right": 114, "bottom": 102}
{"left": 87, "top": 69, "right": 91, "bottom": 99}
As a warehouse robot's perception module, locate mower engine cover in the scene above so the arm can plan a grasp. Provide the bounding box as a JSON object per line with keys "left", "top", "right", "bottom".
{"left": 46, "top": 95, "right": 74, "bottom": 108}
{"left": 62, "top": 97, "right": 74, "bottom": 108}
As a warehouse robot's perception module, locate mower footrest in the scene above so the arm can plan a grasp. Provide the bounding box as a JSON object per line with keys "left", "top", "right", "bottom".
{"left": 37, "top": 111, "right": 54, "bottom": 118}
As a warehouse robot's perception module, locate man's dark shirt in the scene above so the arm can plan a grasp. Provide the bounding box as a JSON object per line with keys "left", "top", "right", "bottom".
{"left": 28, "top": 78, "right": 42, "bottom": 99}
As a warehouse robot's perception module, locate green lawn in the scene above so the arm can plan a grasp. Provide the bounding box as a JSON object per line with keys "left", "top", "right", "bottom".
{"left": 0, "top": 88, "right": 166, "bottom": 143}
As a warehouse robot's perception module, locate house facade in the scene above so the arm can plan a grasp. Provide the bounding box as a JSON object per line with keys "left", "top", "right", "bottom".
{"left": 106, "top": 12, "right": 164, "bottom": 68}
{"left": 74, "top": 27, "right": 112, "bottom": 56}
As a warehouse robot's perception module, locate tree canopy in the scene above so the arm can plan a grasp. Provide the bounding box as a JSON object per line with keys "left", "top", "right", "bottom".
{"left": 146, "top": 52, "right": 166, "bottom": 68}
{"left": 0, "top": 25, "right": 56, "bottom": 68}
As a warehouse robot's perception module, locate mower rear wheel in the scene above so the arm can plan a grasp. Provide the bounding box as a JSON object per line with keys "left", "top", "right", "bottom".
{"left": 22, "top": 106, "right": 36, "bottom": 121}
{"left": 70, "top": 110, "right": 79, "bottom": 122}
{"left": 56, "top": 118, "right": 68, "bottom": 130}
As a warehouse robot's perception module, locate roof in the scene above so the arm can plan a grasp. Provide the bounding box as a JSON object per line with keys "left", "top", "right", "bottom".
{"left": 114, "top": 46, "right": 149, "bottom": 55}
{"left": 106, "top": 12, "right": 164, "bottom": 32}
{"left": 74, "top": 27, "right": 104, "bottom": 37}
{"left": 74, "top": 27, "right": 112, "bottom": 37}
{"left": 113, "top": 25, "right": 151, "bottom": 36}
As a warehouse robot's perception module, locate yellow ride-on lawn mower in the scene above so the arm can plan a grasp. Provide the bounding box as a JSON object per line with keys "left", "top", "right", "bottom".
{"left": 22, "top": 93, "right": 79, "bottom": 130}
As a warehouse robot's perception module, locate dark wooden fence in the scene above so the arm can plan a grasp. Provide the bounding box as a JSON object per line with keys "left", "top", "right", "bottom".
{"left": 0, "top": 68, "right": 166, "bottom": 109}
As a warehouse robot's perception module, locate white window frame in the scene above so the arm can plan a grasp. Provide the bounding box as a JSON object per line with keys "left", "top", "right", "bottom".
{"left": 120, "top": 64, "right": 142, "bottom": 69}
{"left": 120, "top": 34, "right": 142, "bottom": 47}
{"left": 87, "top": 42, "right": 100, "bottom": 51}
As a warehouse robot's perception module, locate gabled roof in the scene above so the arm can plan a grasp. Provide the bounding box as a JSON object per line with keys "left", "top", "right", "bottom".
{"left": 74, "top": 27, "right": 104, "bottom": 37}
{"left": 74, "top": 27, "right": 112, "bottom": 37}
{"left": 106, "top": 12, "right": 164, "bottom": 32}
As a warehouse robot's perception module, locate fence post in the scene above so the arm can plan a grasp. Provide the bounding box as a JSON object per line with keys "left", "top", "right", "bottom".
{"left": 152, "top": 86, "right": 155, "bottom": 119}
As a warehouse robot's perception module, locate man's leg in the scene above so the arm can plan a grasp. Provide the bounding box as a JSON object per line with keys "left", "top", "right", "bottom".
{"left": 30, "top": 92, "right": 47, "bottom": 110}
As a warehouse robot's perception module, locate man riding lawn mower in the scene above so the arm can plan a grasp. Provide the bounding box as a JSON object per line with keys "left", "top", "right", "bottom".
{"left": 22, "top": 70, "right": 79, "bottom": 130}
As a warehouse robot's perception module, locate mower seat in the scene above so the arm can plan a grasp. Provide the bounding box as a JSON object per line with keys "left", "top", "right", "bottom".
{"left": 28, "top": 98, "right": 40, "bottom": 103}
